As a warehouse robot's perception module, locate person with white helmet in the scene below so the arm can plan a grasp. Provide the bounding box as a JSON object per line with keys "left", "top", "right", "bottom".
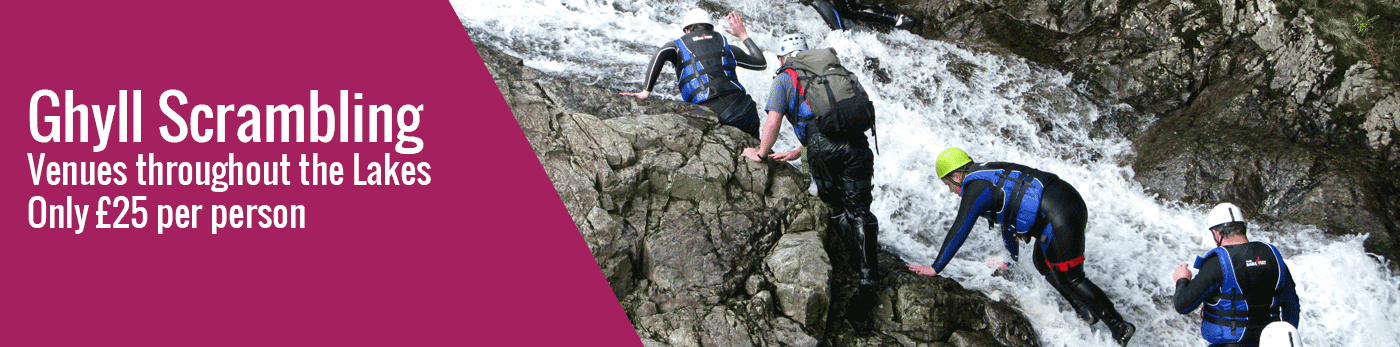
{"left": 1259, "top": 321, "right": 1302, "bottom": 347}
{"left": 620, "top": 8, "right": 767, "bottom": 138}
{"left": 905, "top": 147, "right": 1137, "bottom": 346}
{"left": 801, "top": 0, "right": 916, "bottom": 31}
{"left": 1173, "top": 203, "right": 1300, "bottom": 347}
{"left": 743, "top": 33, "right": 881, "bottom": 292}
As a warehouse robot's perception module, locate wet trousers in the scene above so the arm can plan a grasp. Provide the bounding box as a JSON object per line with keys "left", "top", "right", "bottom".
{"left": 808, "top": 134, "right": 878, "bottom": 283}
{"left": 699, "top": 92, "right": 760, "bottom": 139}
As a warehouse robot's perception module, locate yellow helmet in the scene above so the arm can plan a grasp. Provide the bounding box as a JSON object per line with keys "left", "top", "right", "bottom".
{"left": 936, "top": 148, "right": 972, "bottom": 178}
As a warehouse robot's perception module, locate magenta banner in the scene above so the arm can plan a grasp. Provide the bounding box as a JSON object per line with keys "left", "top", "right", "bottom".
{"left": 1, "top": 1, "right": 639, "bottom": 345}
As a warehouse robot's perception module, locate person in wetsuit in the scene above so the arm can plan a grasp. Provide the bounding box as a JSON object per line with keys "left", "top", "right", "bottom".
{"left": 801, "top": 0, "right": 915, "bottom": 31}
{"left": 905, "top": 148, "right": 1136, "bottom": 346}
{"left": 742, "top": 34, "right": 880, "bottom": 288}
{"left": 1172, "top": 203, "right": 1300, "bottom": 347}
{"left": 620, "top": 8, "right": 766, "bottom": 138}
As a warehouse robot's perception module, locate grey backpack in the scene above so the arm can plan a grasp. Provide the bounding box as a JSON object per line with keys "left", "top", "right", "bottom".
{"left": 780, "top": 48, "right": 876, "bottom": 137}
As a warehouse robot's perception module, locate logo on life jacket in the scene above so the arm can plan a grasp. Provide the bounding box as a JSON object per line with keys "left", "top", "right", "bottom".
{"left": 1246, "top": 256, "right": 1268, "bottom": 267}
{"left": 690, "top": 34, "right": 714, "bottom": 41}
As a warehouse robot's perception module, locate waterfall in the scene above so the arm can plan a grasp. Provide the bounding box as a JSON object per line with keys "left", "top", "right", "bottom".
{"left": 453, "top": 1, "right": 1400, "bottom": 345}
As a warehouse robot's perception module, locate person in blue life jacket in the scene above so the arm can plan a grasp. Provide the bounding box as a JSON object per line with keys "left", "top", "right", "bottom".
{"left": 742, "top": 34, "right": 880, "bottom": 289}
{"left": 800, "top": 0, "right": 916, "bottom": 31}
{"left": 1172, "top": 203, "right": 1300, "bottom": 347}
{"left": 620, "top": 8, "right": 767, "bottom": 139}
{"left": 905, "top": 148, "right": 1136, "bottom": 346}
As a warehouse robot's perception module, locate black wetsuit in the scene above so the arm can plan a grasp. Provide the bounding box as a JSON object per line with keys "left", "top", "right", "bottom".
{"left": 767, "top": 70, "right": 878, "bottom": 284}
{"left": 1175, "top": 242, "right": 1300, "bottom": 346}
{"left": 802, "top": 0, "right": 913, "bottom": 30}
{"left": 930, "top": 162, "right": 1132, "bottom": 336}
{"left": 643, "top": 29, "right": 766, "bottom": 138}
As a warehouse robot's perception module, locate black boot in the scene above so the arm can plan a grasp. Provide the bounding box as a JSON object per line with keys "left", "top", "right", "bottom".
{"left": 843, "top": 216, "right": 873, "bottom": 286}
{"left": 1042, "top": 265, "right": 1097, "bottom": 324}
{"left": 1106, "top": 319, "right": 1136, "bottom": 346}
{"left": 1070, "top": 278, "right": 1134, "bottom": 346}
{"left": 1045, "top": 276, "right": 1097, "bottom": 325}
{"left": 855, "top": 214, "right": 880, "bottom": 286}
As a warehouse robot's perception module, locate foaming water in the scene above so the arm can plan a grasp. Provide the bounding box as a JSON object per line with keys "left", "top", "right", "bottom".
{"left": 452, "top": 1, "right": 1400, "bottom": 346}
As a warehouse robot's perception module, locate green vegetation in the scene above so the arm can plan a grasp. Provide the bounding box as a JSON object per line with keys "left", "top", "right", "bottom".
{"left": 1353, "top": 14, "right": 1379, "bottom": 35}
{"left": 1282, "top": 0, "right": 1398, "bottom": 78}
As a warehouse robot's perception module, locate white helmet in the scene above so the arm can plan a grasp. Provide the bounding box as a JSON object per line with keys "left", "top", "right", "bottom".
{"left": 1202, "top": 203, "right": 1245, "bottom": 246}
{"left": 778, "top": 34, "right": 809, "bottom": 57}
{"left": 681, "top": 8, "right": 712, "bottom": 31}
{"left": 1259, "top": 321, "right": 1301, "bottom": 347}
{"left": 1207, "top": 203, "right": 1245, "bottom": 230}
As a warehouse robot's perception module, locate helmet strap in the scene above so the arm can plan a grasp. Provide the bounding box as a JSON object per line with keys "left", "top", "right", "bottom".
{"left": 942, "top": 173, "right": 964, "bottom": 193}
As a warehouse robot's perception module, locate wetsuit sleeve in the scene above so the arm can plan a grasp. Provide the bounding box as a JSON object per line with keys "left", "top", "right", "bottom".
{"left": 930, "top": 180, "right": 995, "bottom": 273}
{"left": 642, "top": 42, "right": 679, "bottom": 92}
{"left": 732, "top": 38, "right": 766, "bottom": 70}
{"left": 1173, "top": 255, "right": 1223, "bottom": 314}
{"left": 837, "top": 0, "right": 904, "bottom": 27}
{"left": 808, "top": 0, "right": 844, "bottom": 30}
{"left": 1280, "top": 265, "right": 1300, "bottom": 327}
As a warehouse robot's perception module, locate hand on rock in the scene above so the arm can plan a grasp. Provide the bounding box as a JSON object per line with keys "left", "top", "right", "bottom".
{"left": 985, "top": 256, "right": 1011, "bottom": 276}
{"left": 741, "top": 147, "right": 765, "bottom": 162}
{"left": 770, "top": 148, "right": 802, "bottom": 162}
{"left": 906, "top": 264, "right": 938, "bottom": 277}
{"left": 985, "top": 256, "right": 1009, "bottom": 269}
{"left": 619, "top": 90, "right": 650, "bottom": 99}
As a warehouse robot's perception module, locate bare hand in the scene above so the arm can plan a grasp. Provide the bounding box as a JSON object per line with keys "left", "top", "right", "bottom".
{"left": 725, "top": 12, "right": 748, "bottom": 40}
{"left": 741, "top": 147, "right": 765, "bottom": 162}
{"left": 619, "top": 90, "right": 650, "bottom": 100}
{"left": 1173, "top": 264, "right": 1192, "bottom": 282}
{"left": 906, "top": 264, "right": 938, "bottom": 277}
{"left": 770, "top": 148, "right": 802, "bottom": 162}
{"left": 985, "top": 256, "right": 1009, "bottom": 270}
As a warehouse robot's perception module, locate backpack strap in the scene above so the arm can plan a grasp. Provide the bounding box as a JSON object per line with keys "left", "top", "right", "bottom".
{"left": 994, "top": 169, "right": 1039, "bottom": 230}
{"left": 785, "top": 68, "right": 805, "bottom": 98}
{"left": 872, "top": 117, "right": 879, "bottom": 155}
{"left": 785, "top": 68, "right": 808, "bottom": 119}
{"left": 1266, "top": 243, "right": 1286, "bottom": 293}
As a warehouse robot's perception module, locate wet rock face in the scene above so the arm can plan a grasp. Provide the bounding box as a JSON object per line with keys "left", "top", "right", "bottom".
{"left": 765, "top": 232, "right": 832, "bottom": 332}
{"left": 827, "top": 254, "right": 1040, "bottom": 347}
{"left": 479, "top": 41, "right": 1040, "bottom": 346}
{"left": 877, "top": 0, "right": 1400, "bottom": 262}
{"left": 486, "top": 38, "right": 795, "bottom": 311}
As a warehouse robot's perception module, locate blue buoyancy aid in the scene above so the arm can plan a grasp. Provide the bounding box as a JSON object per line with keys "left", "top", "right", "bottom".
{"left": 1193, "top": 244, "right": 1289, "bottom": 344}
{"left": 672, "top": 30, "right": 742, "bottom": 104}
{"left": 963, "top": 166, "right": 1046, "bottom": 237}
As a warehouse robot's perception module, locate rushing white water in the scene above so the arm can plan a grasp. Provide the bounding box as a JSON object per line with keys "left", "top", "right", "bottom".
{"left": 452, "top": 1, "right": 1400, "bottom": 346}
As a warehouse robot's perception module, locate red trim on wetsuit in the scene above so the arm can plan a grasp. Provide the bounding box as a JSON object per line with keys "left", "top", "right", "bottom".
{"left": 1046, "top": 255, "right": 1084, "bottom": 272}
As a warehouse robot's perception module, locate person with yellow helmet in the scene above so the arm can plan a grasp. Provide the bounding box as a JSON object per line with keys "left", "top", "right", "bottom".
{"left": 906, "top": 148, "right": 1136, "bottom": 346}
